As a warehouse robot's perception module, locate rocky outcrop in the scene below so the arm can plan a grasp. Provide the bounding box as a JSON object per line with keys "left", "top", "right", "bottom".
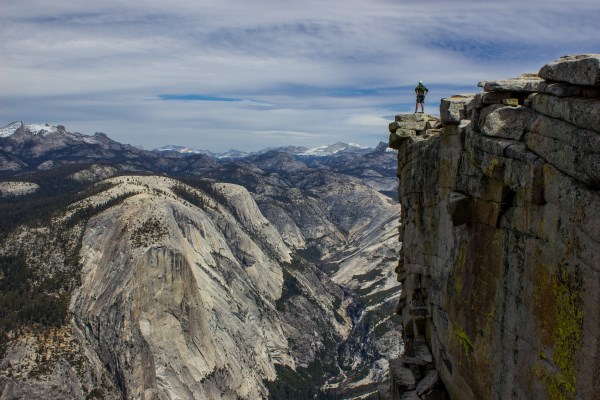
{"left": 0, "top": 181, "right": 39, "bottom": 197}
{"left": 68, "top": 176, "right": 313, "bottom": 400}
{"left": 389, "top": 54, "right": 600, "bottom": 399}
{"left": 68, "top": 164, "right": 118, "bottom": 182}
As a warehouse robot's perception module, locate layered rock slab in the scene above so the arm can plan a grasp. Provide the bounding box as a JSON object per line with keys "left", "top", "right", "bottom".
{"left": 538, "top": 54, "right": 600, "bottom": 86}
{"left": 389, "top": 54, "right": 600, "bottom": 400}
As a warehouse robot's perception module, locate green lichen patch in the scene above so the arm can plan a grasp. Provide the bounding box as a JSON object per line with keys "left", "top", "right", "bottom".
{"left": 450, "top": 240, "right": 468, "bottom": 298}
{"left": 549, "top": 263, "right": 583, "bottom": 399}
{"left": 532, "top": 262, "right": 583, "bottom": 400}
{"left": 454, "top": 324, "right": 475, "bottom": 356}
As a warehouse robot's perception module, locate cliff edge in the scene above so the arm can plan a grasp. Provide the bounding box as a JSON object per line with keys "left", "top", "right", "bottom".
{"left": 388, "top": 54, "right": 600, "bottom": 400}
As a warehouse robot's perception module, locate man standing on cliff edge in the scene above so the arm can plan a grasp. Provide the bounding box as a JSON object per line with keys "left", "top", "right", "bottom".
{"left": 414, "top": 81, "right": 429, "bottom": 113}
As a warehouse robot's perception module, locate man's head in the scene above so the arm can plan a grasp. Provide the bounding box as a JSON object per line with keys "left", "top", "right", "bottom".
{"left": 419, "top": 80, "right": 423, "bottom": 85}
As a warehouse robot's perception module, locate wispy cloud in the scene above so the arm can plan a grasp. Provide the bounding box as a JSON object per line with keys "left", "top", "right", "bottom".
{"left": 1, "top": 0, "right": 599, "bottom": 151}
{"left": 158, "top": 94, "right": 241, "bottom": 102}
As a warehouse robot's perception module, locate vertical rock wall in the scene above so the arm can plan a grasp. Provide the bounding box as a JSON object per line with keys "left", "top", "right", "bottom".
{"left": 388, "top": 55, "right": 600, "bottom": 400}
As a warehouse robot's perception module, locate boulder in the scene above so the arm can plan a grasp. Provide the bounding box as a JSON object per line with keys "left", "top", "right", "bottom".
{"left": 530, "top": 93, "right": 600, "bottom": 134}
{"left": 525, "top": 114, "right": 600, "bottom": 188}
{"left": 399, "top": 355, "right": 430, "bottom": 366}
{"left": 479, "top": 75, "right": 544, "bottom": 93}
{"left": 472, "top": 92, "right": 515, "bottom": 107}
{"left": 478, "top": 104, "right": 535, "bottom": 140}
{"left": 417, "top": 370, "right": 439, "bottom": 396}
{"left": 389, "top": 129, "right": 418, "bottom": 149}
{"left": 440, "top": 95, "right": 475, "bottom": 125}
{"left": 537, "top": 81, "right": 600, "bottom": 98}
{"left": 538, "top": 54, "right": 600, "bottom": 86}
{"left": 390, "top": 359, "right": 417, "bottom": 392}
{"left": 413, "top": 338, "right": 433, "bottom": 364}
{"left": 466, "top": 128, "right": 521, "bottom": 157}
{"left": 426, "top": 120, "right": 443, "bottom": 129}
{"left": 393, "top": 113, "right": 439, "bottom": 131}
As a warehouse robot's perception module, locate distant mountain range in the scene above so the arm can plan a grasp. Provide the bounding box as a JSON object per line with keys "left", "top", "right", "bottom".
{"left": 0, "top": 123, "right": 398, "bottom": 205}
{"left": 0, "top": 122, "right": 388, "bottom": 165}
{"left": 155, "top": 141, "right": 377, "bottom": 159}
{"left": 0, "top": 120, "right": 401, "bottom": 399}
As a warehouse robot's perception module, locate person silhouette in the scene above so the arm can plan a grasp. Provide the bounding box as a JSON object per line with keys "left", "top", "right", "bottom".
{"left": 414, "top": 81, "right": 429, "bottom": 113}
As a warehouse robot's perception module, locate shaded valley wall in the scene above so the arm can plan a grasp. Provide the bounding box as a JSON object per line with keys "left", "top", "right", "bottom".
{"left": 388, "top": 55, "right": 600, "bottom": 400}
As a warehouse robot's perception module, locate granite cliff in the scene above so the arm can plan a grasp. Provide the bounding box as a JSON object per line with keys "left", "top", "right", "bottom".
{"left": 388, "top": 54, "right": 600, "bottom": 399}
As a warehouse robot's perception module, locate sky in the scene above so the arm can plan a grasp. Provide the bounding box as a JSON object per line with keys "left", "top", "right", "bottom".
{"left": 1, "top": 0, "right": 599, "bottom": 152}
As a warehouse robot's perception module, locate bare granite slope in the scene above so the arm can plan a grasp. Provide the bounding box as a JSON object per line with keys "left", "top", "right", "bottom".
{"left": 0, "top": 166, "right": 402, "bottom": 399}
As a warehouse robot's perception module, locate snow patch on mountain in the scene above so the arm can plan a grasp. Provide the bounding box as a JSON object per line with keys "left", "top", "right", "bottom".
{"left": 80, "top": 135, "right": 102, "bottom": 144}
{"left": 216, "top": 149, "right": 249, "bottom": 159}
{"left": 27, "top": 124, "right": 60, "bottom": 136}
{"left": 298, "top": 142, "right": 370, "bottom": 157}
{"left": 0, "top": 122, "right": 62, "bottom": 137}
{"left": 156, "top": 142, "right": 373, "bottom": 158}
{"left": 155, "top": 145, "right": 212, "bottom": 155}
{"left": 0, "top": 122, "right": 24, "bottom": 137}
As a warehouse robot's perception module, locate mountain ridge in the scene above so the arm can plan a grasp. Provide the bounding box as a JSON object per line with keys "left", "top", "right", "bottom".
{"left": 1, "top": 121, "right": 384, "bottom": 161}
{"left": 0, "top": 122, "right": 401, "bottom": 399}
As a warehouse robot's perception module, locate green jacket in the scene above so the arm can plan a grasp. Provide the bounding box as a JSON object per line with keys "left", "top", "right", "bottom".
{"left": 415, "top": 84, "right": 429, "bottom": 94}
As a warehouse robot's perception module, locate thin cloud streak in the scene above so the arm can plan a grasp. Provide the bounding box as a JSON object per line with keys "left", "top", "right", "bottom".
{"left": 1, "top": 0, "right": 599, "bottom": 151}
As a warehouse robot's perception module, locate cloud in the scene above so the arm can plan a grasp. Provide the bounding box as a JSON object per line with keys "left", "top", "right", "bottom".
{"left": 1, "top": 0, "right": 599, "bottom": 151}
{"left": 158, "top": 94, "right": 241, "bottom": 102}
{"left": 347, "top": 115, "right": 390, "bottom": 127}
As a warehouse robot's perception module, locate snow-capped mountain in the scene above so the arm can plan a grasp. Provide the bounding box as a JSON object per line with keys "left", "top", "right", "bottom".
{"left": 1, "top": 122, "right": 385, "bottom": 164}
{"left": 3, "top": 122, "right": 53, "bottom": 137}
{"left": 255, "top": 145, "right": 309, "bottom": 155}
{"left": 154, "top": 145, "right": 211, "bottom": 155}
{"left": 0, "top": 121, "right": 106, "bottom": 145}
{"left": 0, "top": 122, "right": 393, "bottom": 176}
{"left": 298, "top": 142, "right": 371, "bottom": 157}
{"left": 0, "top": 122, "right": 58, "bottom": 137}
{"left": 0, "top": 121, "right": 89, "bottom": 142}
{"left": 155, "top": 142, "right": 373, "bottom": 159}
{"left": 216, "top": 149, "right": 249, "bottom": 159}
{"left": 0, "top": 121, "right": 172, "bottom": 173}
{"left": 156, "top": 145, "right": 249, "bottom": 159}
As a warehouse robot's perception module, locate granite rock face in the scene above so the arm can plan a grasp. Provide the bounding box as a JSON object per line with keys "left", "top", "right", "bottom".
{"left": 67, "top": 176, "right": 354, "bottom": 400}
{"left": 389, "top": 54, "right": 600, "bottom": 399}
{"left": 539, "top": 54, "right": 600, "bottom": 86}
{"left": 0, "top": 161, "right": 402, "bottom": 399}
